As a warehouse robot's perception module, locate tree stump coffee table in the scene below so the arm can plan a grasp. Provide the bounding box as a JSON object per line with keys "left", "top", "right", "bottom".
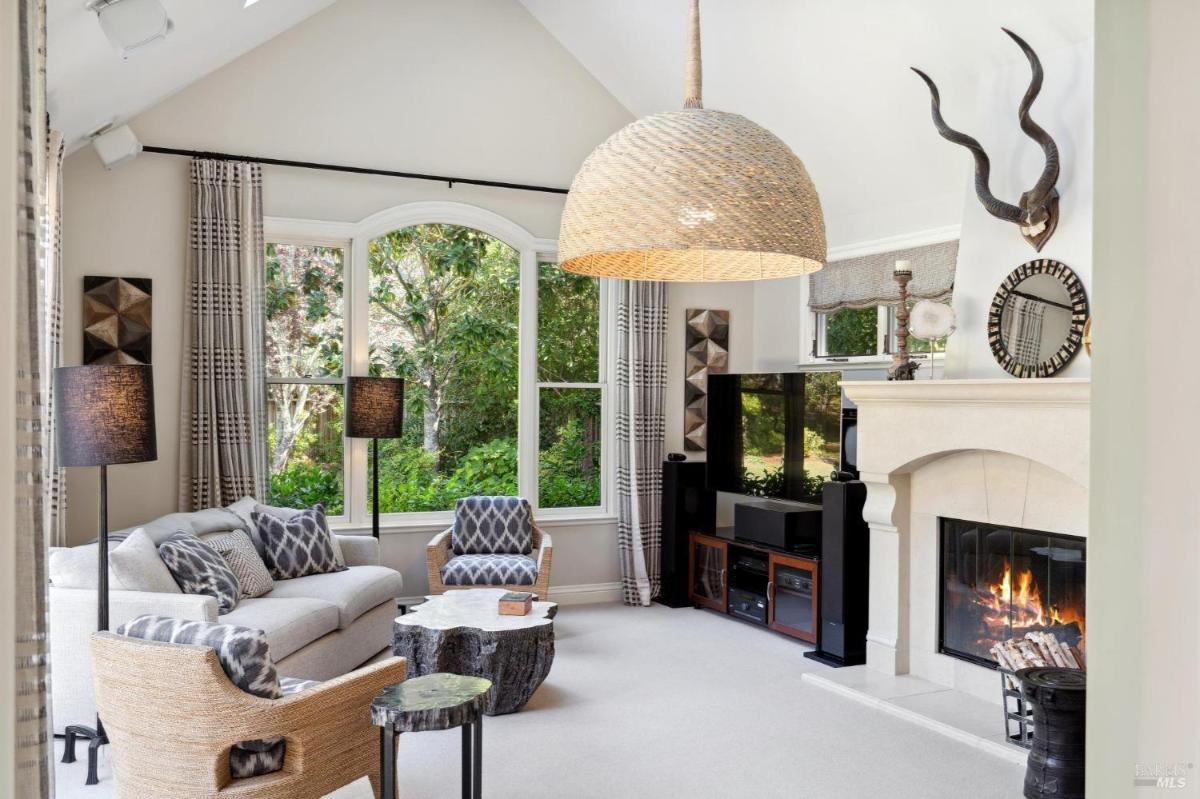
{"left": 371, "top": 673, "right": 492, "bottom": 799}
{"left": 393, "top": 588, "right": 557, "bottom": 715}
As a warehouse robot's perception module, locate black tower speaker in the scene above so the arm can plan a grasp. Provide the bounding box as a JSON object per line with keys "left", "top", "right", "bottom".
{"left": 804, "top": 479, "right": 870, "bottom": 667}
{"left": 657, "top": 460, "right": 716, "bottom": 607}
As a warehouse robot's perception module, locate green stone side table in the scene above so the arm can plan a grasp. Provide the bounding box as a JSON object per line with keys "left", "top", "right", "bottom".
{"left": 371, "top": 673, "right": 492, "bottom": 799}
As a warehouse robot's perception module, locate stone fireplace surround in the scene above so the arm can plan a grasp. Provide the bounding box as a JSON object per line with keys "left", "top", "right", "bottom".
{"left": 841, "top": 378, "right": 1089, "bottom": 704}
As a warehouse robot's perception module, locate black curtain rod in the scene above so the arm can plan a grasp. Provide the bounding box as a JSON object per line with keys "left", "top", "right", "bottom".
{"left": 1010, "top": 289, "right": 1073, "bottom": 312}
{"left": 141, "top": 145, "right": 570, "bottom": 195}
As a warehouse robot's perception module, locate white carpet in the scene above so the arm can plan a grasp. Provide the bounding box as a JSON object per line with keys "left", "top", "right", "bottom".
{"left": 56, "top": 602, "right": 1024, "bottom": 798}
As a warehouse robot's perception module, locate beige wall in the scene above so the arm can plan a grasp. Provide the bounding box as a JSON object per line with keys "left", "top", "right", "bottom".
{"left": 60, "top": 0, "right": 632, "bottom": 593}
{"left": 1090, "top": 0, "right": 1200, "bottom": 794}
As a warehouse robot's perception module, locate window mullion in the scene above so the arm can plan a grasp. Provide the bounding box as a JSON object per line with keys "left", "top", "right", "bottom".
{"left": 877, "top": 305, "right": 889, "bottom": 355}
{"left": 600, "top": 277, "right": 614, "bottom": 515}
{"left": 347, "top": 234, "right": 369, "bottom": 526}
{"left": 517, "top": 248, "right": 539, "bottom": 506}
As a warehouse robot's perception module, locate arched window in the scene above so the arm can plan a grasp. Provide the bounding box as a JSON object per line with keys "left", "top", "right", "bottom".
{"left": 263, "top": 203, "right": 610, "bottom": 529}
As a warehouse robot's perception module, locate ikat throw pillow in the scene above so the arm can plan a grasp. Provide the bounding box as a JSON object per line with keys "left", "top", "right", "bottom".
{"left": 251, "top": 504, "right": 345, "bottom": 580}
{"left": 157, "top": 532, "right": 242, "bottom": 613}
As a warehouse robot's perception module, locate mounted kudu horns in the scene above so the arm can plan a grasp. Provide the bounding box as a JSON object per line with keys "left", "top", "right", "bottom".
{"left": 912, "top": 29, "right": 1061, "bottom": 251}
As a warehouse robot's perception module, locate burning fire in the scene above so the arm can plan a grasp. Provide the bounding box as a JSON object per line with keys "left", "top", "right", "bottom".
{"left": 977, "top": 560, "right": 1085, "bottom": 650}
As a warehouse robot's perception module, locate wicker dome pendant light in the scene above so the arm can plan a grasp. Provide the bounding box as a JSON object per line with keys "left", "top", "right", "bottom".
{"left": 558, "top": 0, "right": 826, "bottom": 281}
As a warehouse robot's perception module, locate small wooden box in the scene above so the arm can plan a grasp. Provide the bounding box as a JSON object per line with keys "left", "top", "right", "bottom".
{"left": 498, "top": 591, "right": 533, "bottom": 616}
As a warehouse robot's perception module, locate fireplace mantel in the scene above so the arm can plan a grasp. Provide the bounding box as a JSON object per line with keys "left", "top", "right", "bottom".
{"left": 843, "top": 378, "right": 1090, "bottom": 488}
{"left": 840, "top": 377, "right": 1090, "bottom": 698}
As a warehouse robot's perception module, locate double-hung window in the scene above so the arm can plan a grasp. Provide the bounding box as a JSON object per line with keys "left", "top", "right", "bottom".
{"left": 264, "top": 241, "right": 348, "bottom": 518}
{"left": 535, "top": 262, "right": 606, "bottom": 511}
{"left": 265, "top": 207, "right": 610, "bottom": 529}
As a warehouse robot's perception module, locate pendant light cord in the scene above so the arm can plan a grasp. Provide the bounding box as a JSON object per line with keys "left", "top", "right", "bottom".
{"left": 683, "top": 0, "right": 704, "bottom": 109}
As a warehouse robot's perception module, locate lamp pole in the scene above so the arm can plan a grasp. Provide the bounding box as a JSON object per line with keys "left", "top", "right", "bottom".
{"left": 55, "top": 363, "right": 157, "bottom": 786}
{"left": 372, "top": 438, "right": 380, "bottom": 539}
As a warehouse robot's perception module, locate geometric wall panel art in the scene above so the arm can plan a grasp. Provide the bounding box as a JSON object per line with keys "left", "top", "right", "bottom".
{"left": 683, "top": 308, "right": 729, "bottom": 452}
{"left": 83, "top": 276, "right": 152, "bottom": 365}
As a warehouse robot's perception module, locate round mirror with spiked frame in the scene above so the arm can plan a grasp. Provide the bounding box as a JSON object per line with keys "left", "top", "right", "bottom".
{"left": 987, "top": 259, "right": 1089, "bottom": 378}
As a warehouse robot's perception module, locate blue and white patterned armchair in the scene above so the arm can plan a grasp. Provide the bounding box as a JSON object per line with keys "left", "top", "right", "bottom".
{"left": 426, "top": 497, "right": 553, "bottom": 599}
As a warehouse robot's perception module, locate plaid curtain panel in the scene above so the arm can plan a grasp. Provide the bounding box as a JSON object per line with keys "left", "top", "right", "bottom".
{"left": 615, "top": 280, "right": 667, "bottom": 606}
{"left": 43, "top": 129, "right": 65, "bottom": 547}
{"left": 1004, "top": 295, "right": 1047, "bottom": 367}
{"left": 13, "top": 0, "right": 53, "bottom": 794}
{"left": 179, "top": 160, "right": 269, "bottom": 510}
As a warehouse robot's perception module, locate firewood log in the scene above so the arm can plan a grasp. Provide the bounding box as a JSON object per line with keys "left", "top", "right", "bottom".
{"left": 1058, "top": 640, "right": 1082, "bottom": 670}
{"left": 1041, "top": 633, "right": 1070, "bottom": 667}
{"left": 1071, "top": 646, "right": 1085, "bottom": 670}
{"left": 1003, "top": 640, "right": 1028, "bottom": 670}
{"left": 1031, "top": 632, "right": 1067, "bottom": 667}
{"left": 1025, "top": 632, "right": 1053, "bottom": 665}
{"left": 991, "top": 645, "right": 1019, "bottom": 689}
{"left": 1016, "top": 638, "right": 1048, "bottom": 668}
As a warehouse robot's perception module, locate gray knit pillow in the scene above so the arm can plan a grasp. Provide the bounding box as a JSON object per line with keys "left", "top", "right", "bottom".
{"left": 251, "top": 504, "right": 344, "bottom": 580}
{"left": 209, "top": 531, "right": 274, "bottom": 599}
{"left": 157, "top": 532, "right": 241, "bottom": 613}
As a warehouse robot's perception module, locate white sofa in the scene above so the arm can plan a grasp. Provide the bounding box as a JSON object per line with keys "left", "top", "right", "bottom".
{"left": 49, "top": 506, "right": 403, "bottom": 735}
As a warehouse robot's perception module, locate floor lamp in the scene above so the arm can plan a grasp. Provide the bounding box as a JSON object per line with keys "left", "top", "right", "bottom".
{"left": 347, "top": 376, "right": 404, "bottom": 538}
{"left": 55, "top": 363, "right": 157, "bottom": 786}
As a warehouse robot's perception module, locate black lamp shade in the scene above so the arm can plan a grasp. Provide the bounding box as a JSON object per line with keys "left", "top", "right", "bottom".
{"left": 347, "top": 377, "right": 404, "bottom": 439}
{"left": 56, "top": 364, "right": 157, "bottom": 467}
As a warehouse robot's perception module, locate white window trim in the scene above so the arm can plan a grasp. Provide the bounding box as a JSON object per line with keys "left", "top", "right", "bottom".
{"left": 262, "top": 235, "right": 355, "bottom": 525}
{"left": 533, "top": 274, "right": 616, "bottom": 522}
{"left": 266, "top": 201, "right": 615, "bottom": 533}
{"left": 799, "top": 225, "right": 960, "bottom": 369}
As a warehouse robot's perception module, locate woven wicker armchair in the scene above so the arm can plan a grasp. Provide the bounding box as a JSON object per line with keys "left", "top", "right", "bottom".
{"left": 427, "top": 525, "right": 552, "bottom": 600}
{"left": 90, "top": 632, "right": 406, "bottom": 799}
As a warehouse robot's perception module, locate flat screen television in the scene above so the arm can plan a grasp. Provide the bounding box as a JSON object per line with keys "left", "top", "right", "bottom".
{"left": 706, "top": 371, "right": 843, "bottom": 503}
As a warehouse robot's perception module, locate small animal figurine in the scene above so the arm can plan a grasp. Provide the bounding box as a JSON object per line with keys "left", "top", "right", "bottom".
{"left": 888, "top": 360, "right": 921, "bottom": 381}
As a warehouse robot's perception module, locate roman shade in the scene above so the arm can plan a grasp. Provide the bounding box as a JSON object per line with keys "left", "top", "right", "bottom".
{"left": 808, "top": 240, "right": 959, "bottom": 313}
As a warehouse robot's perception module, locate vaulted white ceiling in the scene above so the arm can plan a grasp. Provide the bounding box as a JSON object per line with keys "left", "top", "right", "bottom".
{"left": 519, "top": 0, "right": 1093, "bottom": 245}
{"left": 48, "top": 0, "right": 1093, "bottom": 247}
{"left": 48, "top": 0, "right": 338, "bottom": 147}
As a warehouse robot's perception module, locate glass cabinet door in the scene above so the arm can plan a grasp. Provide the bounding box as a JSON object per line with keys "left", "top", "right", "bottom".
{"left": 689, "top": 534, "right": 727, "bottom": 611}
{"left": 769, "top": 555, "right": 818, "bottom": 642}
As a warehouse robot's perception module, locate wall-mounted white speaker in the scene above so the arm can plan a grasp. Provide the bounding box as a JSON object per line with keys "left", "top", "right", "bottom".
{"left": 87, "top": 0, "right": 173, "bottom": 60}
{"left": 92, "top": 125, "right": 142, "bottom": 170}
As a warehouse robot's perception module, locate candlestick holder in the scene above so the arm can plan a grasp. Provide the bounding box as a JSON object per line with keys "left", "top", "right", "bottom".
{"left": 888, "top": 268, "right": 919, "bottom": 381}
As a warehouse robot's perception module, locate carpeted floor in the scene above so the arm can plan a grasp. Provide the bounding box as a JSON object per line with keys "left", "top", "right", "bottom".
{"left": 56, "top": 602, "right": 1024, "bottom": 798}
{"left": 394, "top": 602, "right": 1024, "bottom": 798}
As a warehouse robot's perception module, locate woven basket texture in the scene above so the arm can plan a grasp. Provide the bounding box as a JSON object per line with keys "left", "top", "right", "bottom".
{"left": 90, "top": 632, "right": 406, "bottom": 799}
{"left": 559, "top": 108, "right": 826, "bottom": 281}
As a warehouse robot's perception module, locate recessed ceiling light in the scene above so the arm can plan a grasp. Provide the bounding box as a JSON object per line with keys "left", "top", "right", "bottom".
{"left": 244, "top": 0, "right": 261, "bottom": 6}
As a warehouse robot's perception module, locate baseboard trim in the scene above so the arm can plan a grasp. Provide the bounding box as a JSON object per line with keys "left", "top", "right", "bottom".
{"left": 397, "top": 581, "right": 623, "bottom": 609}
{"left": 801, "top": 672, "right": 1026, "bottom": 765}
{"left": 548, "top": 581, "right": 623, "bottom": 605}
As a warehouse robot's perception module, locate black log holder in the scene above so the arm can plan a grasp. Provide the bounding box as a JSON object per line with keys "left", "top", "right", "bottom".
{"left": 1017, "top": 667, "right": 1086, "bottom": 799}
{"left": 999, "top": 666, "right": 1035, "bottom": 750}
